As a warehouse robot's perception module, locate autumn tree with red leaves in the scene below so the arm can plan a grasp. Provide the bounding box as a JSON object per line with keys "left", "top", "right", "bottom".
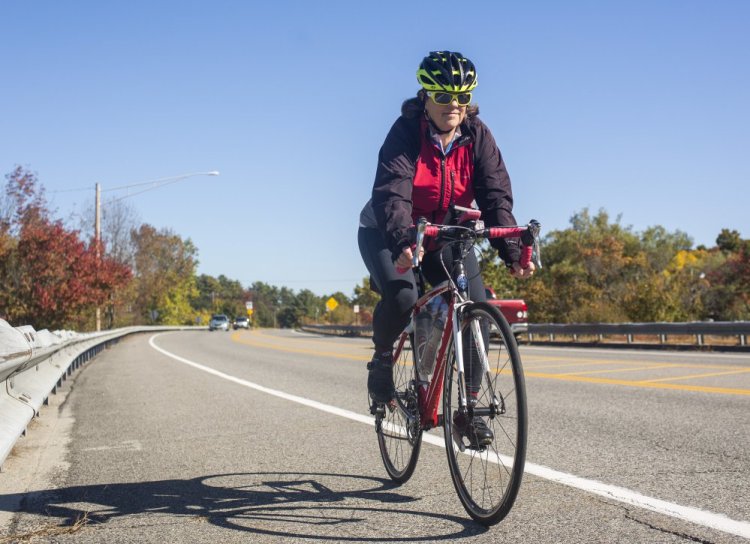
{"left": 0, "top": 167, "right": 131, "bottom": 330}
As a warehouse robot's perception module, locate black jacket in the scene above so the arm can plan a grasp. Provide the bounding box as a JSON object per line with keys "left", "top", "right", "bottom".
{"left": 371, "top": 111, "right": 521, "bottom": 265}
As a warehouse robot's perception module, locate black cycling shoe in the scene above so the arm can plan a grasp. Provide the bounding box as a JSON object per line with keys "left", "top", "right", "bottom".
{"left": 453, "top": 412, "right": 494, "bottom": 449}
{"left": 367, "top": 352, "right": 394, "bottom": 404}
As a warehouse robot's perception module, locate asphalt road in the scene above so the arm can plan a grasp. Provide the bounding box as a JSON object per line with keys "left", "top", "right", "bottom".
{"left": 1, "top": 329, "right": 748, "bottom": 543}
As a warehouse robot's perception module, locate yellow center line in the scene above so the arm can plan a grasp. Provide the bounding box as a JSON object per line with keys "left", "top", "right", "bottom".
{"left": 231, "top": 331, "right": 368, "bottom": 362}
{"left": 524, "top": 360, "right": 620, "bottom": 370}
{"left": 555, "top": 364, "right": 683, "bottom": 377}
{"left": 524, "top": 371, "right": 750, "bottom": 396}
{"left": 524, "top": 359, "right": 685, "bottom": 371}
{"left": 524, "top": 357, "right": 741, "bottom": 372}
{"left": 642, "top": 368, "right": 750, "bottom": 383}
{"left": 230, "top": 331, "right": 750, "bottom": 396}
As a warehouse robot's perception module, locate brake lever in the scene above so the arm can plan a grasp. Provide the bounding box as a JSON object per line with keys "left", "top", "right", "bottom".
{"left": 413, "top": 217, "right": 427, "bottom": 268}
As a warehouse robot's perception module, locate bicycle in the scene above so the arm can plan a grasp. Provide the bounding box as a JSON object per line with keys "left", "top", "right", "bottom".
{"left": 371, "top": 207, "right": 541, "bottom": 525}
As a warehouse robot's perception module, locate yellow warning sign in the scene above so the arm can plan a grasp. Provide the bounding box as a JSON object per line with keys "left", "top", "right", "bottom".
{"left": 325, "top": 297, "right": 339, "bottom": 312}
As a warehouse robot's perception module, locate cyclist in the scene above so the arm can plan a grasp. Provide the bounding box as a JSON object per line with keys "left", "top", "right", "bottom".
{"left": 358, "top": 50, "right": 535, "bottom": 446}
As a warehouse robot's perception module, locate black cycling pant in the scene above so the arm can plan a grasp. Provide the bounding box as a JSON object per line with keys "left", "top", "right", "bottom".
{"left": 358, "top": 227, "right": 487, "bottom": 392}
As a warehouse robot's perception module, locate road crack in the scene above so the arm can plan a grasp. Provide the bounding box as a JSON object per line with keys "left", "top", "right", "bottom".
{"left": 625, "top": 512, "right": 716, "bottom": 543}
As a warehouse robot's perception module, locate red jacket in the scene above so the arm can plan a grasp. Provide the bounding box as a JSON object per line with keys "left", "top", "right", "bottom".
{"left": 372, "top": 109, "right": 520, "bottom": 264}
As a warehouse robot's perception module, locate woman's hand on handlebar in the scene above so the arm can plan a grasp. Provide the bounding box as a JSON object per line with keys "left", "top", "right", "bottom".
{"left": 395, "top": 245, "right": 424, "bottom": 272}
{"left": 510, "top": 261, "right": 536, "bottom": 279}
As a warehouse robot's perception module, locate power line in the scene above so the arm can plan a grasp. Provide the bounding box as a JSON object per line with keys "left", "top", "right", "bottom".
{"left": 103, "top": 171, "right": 219, "bottom": 192}
{"left": 48, "top": 171, "right": 220, "bottom": 196}
{"left": 104, "top": 176, "right": 199, "bottom": 204}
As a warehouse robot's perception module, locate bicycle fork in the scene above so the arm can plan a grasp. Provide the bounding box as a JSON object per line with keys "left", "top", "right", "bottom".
{"left": 450, "top": 305, "right": 503, "bottom": 450}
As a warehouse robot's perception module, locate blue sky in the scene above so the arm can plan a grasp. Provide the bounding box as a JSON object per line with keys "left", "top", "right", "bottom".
{"left": 2, "top": 1, "right": 748, "bottom": 297}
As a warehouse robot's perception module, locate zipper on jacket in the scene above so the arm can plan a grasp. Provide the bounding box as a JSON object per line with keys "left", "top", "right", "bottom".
{"left": 449, "top": 170, "right": 455, "bottom": 209}
{"left": 439, "top": 157, "right": 447, "bottom": 211}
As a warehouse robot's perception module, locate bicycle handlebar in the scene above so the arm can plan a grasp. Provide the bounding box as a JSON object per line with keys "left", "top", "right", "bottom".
{"left": 397, "top": 216, "right": 542, "bottom": 273}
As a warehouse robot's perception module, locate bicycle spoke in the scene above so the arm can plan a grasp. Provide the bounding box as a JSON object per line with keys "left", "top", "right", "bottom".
{"left": 444, "top": 302, "right": 527, "bottom": 525}
{"left": 376, "top": 332, "right": 422, "bottom": 484}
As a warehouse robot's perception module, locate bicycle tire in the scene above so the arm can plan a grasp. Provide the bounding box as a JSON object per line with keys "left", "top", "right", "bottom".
{"left": 443, "top": 301, "right": 528, "bottom": 525}
{"left": 376, "top": 331, "right": 423, "bottom": 483}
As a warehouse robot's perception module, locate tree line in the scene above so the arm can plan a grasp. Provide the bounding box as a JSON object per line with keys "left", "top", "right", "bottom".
{"left": 1, "top": 167, "right": 747, "bottom": 331}
{"left": 0, "top": 167, "right": 369, "bottom": 330}
{"left": 480, "top": 209, "right": 749, "bottom": 323}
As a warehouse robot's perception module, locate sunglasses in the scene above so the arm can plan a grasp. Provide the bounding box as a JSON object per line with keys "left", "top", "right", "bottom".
{"left": 426, "top": 91, "right": 472, "bottom": 106}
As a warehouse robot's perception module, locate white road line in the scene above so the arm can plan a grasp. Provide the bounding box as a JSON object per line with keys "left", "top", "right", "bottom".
{"left": 148, "top": 334, "right": 750, "bottom": 539}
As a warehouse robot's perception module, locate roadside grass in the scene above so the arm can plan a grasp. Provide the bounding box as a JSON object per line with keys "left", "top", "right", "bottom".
{"left": 0, "top": 511, "right": 89, "bottom": 543}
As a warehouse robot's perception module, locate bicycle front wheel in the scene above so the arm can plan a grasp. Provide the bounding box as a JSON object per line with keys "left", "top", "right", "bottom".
{"left": 443, "top": 302, "right": 528, "bottom": 525}
{"left": 376, "top": 331, "right": 422, "bottom": 483}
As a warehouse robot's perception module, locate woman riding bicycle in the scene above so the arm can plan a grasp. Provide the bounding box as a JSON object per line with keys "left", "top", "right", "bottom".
{"left": 358, "top": 50, "right": 535, "bottom": 442}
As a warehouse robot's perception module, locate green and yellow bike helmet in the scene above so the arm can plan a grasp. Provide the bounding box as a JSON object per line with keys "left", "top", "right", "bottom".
{"left": 416, "top": 51, "right": 478, "bottom": 92}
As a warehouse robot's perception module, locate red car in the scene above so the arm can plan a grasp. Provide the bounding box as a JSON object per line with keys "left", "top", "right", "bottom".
{"left": 485, "top": 287, "right": 528, "bottom": 339}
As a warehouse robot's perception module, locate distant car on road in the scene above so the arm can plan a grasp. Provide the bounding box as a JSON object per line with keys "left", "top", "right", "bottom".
{"left": 234, "top": 316, "right": 250, "bottom": 329}
{"left": 209, "top": 314, "right": 230, "bottom": 332}
{"left": 485, "top": 287, "right": 528, "bottom": 339}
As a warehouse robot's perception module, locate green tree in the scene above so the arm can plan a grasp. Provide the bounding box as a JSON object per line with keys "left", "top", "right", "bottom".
{"left": 130, "top": 224, "right": 198, "bottom": 325}
{"left": 289, "top": 289, "right": 325, "bottom": 325}
{"left": 716, "top": 228, "right": 742, "bottom": 253}
{"left": 351, "top": 276, "right": 380, "bottom": 324}
{"left": 249, "top": 281, "right": 280, "bottom": 327}
{"left": 640, "top": 225, "right": 693, "bottom": 272}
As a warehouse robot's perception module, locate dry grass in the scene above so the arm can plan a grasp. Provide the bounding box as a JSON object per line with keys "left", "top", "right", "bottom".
{"left": 0, "top": 511, "right": 89, "bottom": 543}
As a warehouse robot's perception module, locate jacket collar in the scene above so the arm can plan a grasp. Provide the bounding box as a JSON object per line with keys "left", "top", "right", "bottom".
{"left": 420, "top": 117, "right": 473, "bottom": 151}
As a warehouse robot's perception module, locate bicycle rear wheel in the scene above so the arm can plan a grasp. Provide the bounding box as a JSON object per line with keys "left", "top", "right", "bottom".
{"left": 443, "top": 302, "right": 528, "bottom": 525}
{"left": 376, "top": 331, "right": 422, "bottom": 483}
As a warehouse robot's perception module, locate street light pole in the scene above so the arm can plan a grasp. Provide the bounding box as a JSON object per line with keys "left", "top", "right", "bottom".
{"left": 95, "top": 182, "right": 101, "bottom": 331}
{"left": 93, "top": 170, "right": 220, "bottom": 331}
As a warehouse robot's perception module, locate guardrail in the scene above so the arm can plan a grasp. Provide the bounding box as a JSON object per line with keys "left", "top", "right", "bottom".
{"left": 527, "top": 322, "right": 749, "bottom": 347}
{"left": 299, "top": 321, "right": 750, "bottom": 350}
{"left": 0, "top": 319, "right": 201, "bottom": 468}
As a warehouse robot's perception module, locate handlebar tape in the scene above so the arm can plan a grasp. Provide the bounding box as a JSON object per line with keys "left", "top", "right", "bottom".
{"left": 487, "top": 226, "right": 526, "bottom": 238}
{"left": 519, "top": 245, "right": 533, "bottom": 269}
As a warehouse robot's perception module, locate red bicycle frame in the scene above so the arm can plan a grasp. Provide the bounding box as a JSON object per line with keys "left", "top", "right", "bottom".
{"left": 391, "top": 213, "right": 541, "bottom": 431}
{"left": 393, "top": 283, "right": 454, "bottom": 429}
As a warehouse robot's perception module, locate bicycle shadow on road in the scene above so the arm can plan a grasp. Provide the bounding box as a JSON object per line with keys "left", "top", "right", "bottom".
{"left": 2, "top": 471, "right": 488, "bottom": 541}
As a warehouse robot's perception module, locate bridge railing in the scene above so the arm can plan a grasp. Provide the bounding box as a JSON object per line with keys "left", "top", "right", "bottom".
{"left": 526, "top": 321, "right": 749, "bottom": 347}
{"left": 300, "top": 321, "right": 750, "bottom": 349}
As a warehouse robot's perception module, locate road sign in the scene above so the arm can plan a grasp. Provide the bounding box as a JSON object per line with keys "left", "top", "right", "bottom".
{"left": 245, "top": 301, "right": 253, "bottom": 310}
{"left": 353, "top": 305, "right": 360, "bottom": 313}
{"left": 326, "top": 297, "right": 339, "bottom": 312}
{"left": 247, "top": 308, "right": 254, "bottom": 316}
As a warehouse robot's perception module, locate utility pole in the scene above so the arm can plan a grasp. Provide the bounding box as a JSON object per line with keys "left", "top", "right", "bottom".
{"left": 95, "top": 182, "right": 101, "bottom": 332}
